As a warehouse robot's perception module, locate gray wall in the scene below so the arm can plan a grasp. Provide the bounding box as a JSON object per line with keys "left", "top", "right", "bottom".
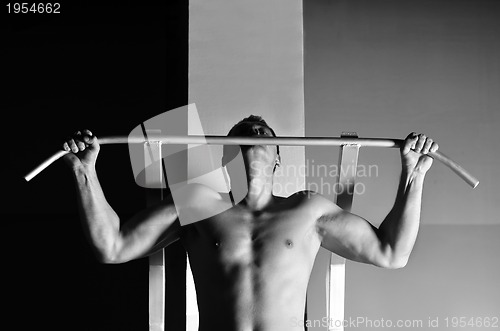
{"left": 304, "top": 0, "right": 499, "bottom": 329}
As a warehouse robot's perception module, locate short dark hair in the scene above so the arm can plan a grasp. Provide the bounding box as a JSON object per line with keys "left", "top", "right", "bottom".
{"left": 227, "top": 115, "right": 279, "bottom": 155}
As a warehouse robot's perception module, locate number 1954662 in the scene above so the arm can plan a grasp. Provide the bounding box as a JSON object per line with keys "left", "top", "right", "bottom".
{"left": 6, "top": 3, "right": 60, "bottom": 14}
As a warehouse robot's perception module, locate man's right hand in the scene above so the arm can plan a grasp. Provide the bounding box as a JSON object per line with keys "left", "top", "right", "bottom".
{"left": 63, "top": 129, "right": 100, "bottom": 170}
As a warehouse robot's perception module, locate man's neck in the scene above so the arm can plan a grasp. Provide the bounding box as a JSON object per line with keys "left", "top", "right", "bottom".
{"left": 242, "top": 174, "right": 274, "bottom": 211}
{"left": 227, "top": 156, "right": 277, "bottom": 211}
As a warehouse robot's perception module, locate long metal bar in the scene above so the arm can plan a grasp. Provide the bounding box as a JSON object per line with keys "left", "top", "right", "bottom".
{"left": 103, "top": 135, "right": 402, "bottom": 147}
{"left": 24, "top": 135, "right": 479, "bottom": 188}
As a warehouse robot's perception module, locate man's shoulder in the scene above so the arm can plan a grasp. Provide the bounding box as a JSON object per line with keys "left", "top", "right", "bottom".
{"left": 277, "top": 190, "right": 322, "bottom": 208}
{"left": 173, "top": 183, "right": 235, "bottom": 226}
{"left": 286, "top": 189, "right": 324, "bottom": 202}
{"left": 173, "top": 183, "right": 222, "bottom": 200}
{"left": 171, "top": 183, "right": 227, "bottom": 213}
{"left": 285, "top": 190, "right": 340, "bottom": 214}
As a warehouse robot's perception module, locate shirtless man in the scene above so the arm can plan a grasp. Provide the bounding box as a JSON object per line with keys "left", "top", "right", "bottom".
{"left": 63, "top": 116, "right": 438, "bottom": 331}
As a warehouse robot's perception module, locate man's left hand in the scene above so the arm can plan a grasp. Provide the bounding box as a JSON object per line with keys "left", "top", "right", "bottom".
{"left": 401, "top": 132, "right": 439, "bottom": 175}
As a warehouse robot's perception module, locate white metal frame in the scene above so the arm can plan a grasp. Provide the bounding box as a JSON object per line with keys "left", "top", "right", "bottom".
{"left": 306, "top": 132, "right": 360, "bottom": 331}
{"left": 144, "top": 136, "right": 167, "bottom": 331}
{"left": 146, "top": 132, "right": 360, "bottom": 331}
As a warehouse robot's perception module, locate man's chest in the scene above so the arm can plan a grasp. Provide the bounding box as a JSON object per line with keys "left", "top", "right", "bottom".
{"left": 181, "top": 206, "right": 321, "bottom": 266}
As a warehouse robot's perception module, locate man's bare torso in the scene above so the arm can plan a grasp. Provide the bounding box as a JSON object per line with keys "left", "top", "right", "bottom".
{"left": 180, "top": 191, "right": 323, "bottom": 331}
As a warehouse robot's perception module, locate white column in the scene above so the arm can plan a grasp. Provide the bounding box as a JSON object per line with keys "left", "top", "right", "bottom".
{"left": 188, "top": 0, "right": 305, "bottom": 330}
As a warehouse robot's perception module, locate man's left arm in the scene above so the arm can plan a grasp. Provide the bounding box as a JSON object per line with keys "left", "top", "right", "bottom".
{"left": 376, "top": 132, "right": 438, "bottom": 267}
{"left": 316, "top": 132, "right": 438, "bottom": 269}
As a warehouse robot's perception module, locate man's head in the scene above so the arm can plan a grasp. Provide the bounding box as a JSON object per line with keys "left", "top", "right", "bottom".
{"left": 222, "top": 115, "right": 281, "bottom": 171}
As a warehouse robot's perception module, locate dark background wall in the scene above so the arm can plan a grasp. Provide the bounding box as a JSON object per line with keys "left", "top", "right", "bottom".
{"left": 3, "top": 3, "right": 187, "bottom": 330}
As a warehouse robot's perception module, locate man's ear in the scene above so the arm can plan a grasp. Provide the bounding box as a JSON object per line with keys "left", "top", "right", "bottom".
{"left": 272, "top": 154, "right": 281, "bottom": 174}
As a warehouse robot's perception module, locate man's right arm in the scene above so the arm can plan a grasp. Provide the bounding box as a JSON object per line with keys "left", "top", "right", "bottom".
{"left": 65, "top": 130, "right": 180, "bottom": 264}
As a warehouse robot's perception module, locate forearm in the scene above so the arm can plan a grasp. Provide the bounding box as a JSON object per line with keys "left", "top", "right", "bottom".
{"left": 378, "top": 169, "right": 426, "bottom": 265}
{"left": 72, "top": 166, "right": 120, "bottom": 260}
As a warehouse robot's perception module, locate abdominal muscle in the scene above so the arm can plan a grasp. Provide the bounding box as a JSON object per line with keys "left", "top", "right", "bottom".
{"left": 188, "top": 245, "right": 312, "bottom": 331}
{"left": 180, "top": 195, "right": 321, "bottom": 331}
